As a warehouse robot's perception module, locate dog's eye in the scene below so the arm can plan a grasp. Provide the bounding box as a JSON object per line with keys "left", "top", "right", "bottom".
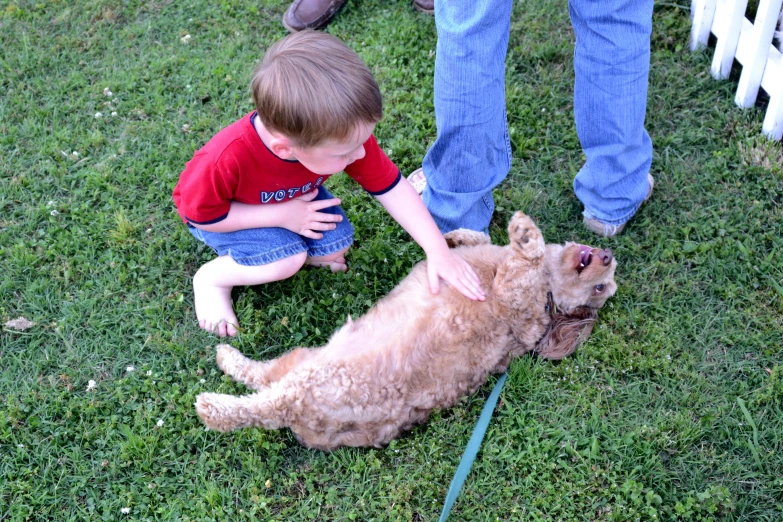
{"left": 594, "top": 284, "right": 606, "bottom": 293}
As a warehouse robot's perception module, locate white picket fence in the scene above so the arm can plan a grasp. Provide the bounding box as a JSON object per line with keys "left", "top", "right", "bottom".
{"left": 690, "top": 0, "right": 783, "bottom": 140}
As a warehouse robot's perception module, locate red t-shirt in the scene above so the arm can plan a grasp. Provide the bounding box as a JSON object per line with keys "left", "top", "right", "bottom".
{"left": 172, "top": 112, "right": 401, "bottom": 225}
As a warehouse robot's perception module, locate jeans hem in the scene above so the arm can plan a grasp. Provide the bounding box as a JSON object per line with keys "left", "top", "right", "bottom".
{"left": 230, "top": 244, "right": 308, "bottom": 267}
{"left": 307, "top": 235, "right": 354, "bottom": 258}
{"left": 582, "top": 202, "right": 642, "bottom": 226}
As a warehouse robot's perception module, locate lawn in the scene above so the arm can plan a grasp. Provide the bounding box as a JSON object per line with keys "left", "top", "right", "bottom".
{"left": 2, "top": 0, "right": 782, "bottom": 520}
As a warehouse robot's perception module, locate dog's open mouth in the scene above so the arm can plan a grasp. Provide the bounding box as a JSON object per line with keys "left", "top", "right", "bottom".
{"left": 577, "top": 245, "right": 593, "bottom": 273}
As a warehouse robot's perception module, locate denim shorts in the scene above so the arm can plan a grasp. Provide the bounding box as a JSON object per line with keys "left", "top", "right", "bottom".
{"left": 188, "top": 186, "right": 354, "bottom": 266}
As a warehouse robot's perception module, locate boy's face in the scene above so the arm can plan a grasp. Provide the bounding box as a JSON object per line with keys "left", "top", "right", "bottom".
{"left": 289, "top": 122, "right": 375, "bottom": 175}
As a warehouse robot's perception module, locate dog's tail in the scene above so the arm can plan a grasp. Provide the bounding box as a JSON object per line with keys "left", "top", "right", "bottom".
{"left": 195, "top": 390, "right": 291, "bottom": 432}
{"left": 534, "top": 306, "right": 597, "bottom": 360}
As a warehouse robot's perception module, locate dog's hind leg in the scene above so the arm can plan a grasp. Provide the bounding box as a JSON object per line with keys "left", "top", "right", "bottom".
{"left": 216, "top": 344, "right": 314, "bottom": 390}
{"left": 195, "top": 390, "right": 291, "bottom": 432}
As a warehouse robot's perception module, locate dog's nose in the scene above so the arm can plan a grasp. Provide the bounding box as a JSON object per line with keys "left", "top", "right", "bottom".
{"left": 598, "top": 249, "right": 613, "bottom": 266}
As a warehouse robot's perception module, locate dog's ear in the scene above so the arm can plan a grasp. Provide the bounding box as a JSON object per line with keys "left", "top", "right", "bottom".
{"left": 534, "top": 307, "right": 597, "bottom": 360}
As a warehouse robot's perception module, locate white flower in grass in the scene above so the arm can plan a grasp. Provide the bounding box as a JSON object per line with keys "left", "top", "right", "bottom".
{"left": 87, "top": 380, "right": 97, "bottom": 391}
{"left": 50, "top": 210, "right": 59, "bottom": 216}
{"left": 156, "top": 419, "right": 164, "bottom": 428}
{"left": 103, "top": 87, "right": 113, "bottom": 97}
{"left": 126, "top": 365, "right": 135, "bottom": 372}
{"left": 181, "top": 123, "right": 190, "bottom": 133}
{"left": 181, "top": 34, "right": 191, "bottom": 44}
{"left": 146, "top": 370, "right": 152, "bottom": 376}
{"left": 199, "top": 378, "right": 206, "bottom": 384}
{"left": 47, "top": 200, "right": 56, "bottom": 207}
{"left": 121, "top": 507, "right": 131, "bottom": 514}
{"left": 95, "top": 112, "right": 103, "bottom": 118}
{"left": 111, "top": 111, "right": 118, "bottom": 117}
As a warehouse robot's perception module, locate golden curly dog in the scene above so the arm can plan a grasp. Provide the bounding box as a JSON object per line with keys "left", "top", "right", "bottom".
{"left": 195, "top": 212, "right": 617, "bottom": 451}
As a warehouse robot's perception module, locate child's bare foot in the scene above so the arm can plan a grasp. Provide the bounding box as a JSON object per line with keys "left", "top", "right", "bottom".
{"left": 306, "top": 248, "right": 349, "bottom": 273}
{"left": 407, "top": 168, "right": 427, "bottom": 195}
{"left": 306, "top": 255, "right": 348, "bottom": 273}
{"left": 193, "top": 274, "right": 239, "bottom": 337}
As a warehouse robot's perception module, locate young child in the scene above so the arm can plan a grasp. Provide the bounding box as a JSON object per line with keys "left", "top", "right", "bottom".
{"left": 173, "top": 30, "right": 485, "bottom": 337}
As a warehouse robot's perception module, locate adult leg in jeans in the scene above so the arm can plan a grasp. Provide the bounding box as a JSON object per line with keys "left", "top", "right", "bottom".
{"left": 570, "top": 0, "right": 655, "bottom": 235}
{"left": 421, "top": 0, "right": 514, "bottom": 233}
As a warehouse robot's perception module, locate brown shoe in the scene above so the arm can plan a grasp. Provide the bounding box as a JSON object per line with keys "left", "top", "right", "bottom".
{"left": 583, "top": 173, "right": 654, "bottom": 237}
{"left": 413, "top": 0, "right": 434, "bottom": 14}
{"left": 282, "top": 0, "right": 347, "bottom": 32}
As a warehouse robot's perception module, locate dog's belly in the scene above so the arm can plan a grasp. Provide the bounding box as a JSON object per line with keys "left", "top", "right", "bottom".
{"left": 294, "top": 319, "right": 514, "bottom": 418}
{"left": 285, "top": 249, "right": 519, "bottom": 448}
{"left": 314, "top": 266, "right": 431, "bottom": 352}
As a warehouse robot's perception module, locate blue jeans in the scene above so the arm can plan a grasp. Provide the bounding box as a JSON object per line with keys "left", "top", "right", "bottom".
{"left": 422, "top": 0, "right": 654, "bottom": 232}
{"left": 187, "top": 187, "right": 354, "bottom": 266}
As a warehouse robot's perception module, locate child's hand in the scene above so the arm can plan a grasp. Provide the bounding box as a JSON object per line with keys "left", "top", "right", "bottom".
{"left": 280, "top": 190, "right": 343, "bottom": 239}
{"left": 426, "top": 249, "right": 486, "bottom": 301}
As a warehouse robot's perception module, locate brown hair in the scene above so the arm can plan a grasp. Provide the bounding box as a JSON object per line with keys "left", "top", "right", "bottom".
{"left": 534, "top": 306, "right": 597, "bottom": 360}
{"left": 251, "top": 30, "right": 383, "bottom": 148}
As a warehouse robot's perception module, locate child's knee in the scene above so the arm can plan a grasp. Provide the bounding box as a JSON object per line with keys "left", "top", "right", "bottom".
{"left": 275, "top": 251, "right": 308, "bottom": 280}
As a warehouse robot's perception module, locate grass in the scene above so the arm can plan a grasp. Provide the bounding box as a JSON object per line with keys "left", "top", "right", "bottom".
{"left": 1, "top": 0, "right": 782, "bottom": 520}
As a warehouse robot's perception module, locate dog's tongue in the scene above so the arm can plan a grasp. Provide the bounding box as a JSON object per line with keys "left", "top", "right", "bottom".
{"left": 578, "top": 245, "right": 592, "bottom": 267}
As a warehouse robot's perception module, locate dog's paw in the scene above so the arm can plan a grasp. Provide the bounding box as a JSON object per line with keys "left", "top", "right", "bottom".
{"left": 507, "top": 212, "right": 544, "bottom": 258}
{"left": 195, "top": 393, "right": 232, "bottom": 432}
{"left": 444, "top": 228, "right": 491, "bottom": 248}
{"left": 195, "top": 393, "right": 219, "bottom": 429}
{"left": 215, "top": 344, "right": 245, "bottom": 375}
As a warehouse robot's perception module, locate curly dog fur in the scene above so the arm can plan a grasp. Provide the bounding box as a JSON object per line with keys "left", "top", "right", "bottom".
{"left": 195, "top": 212, "right": 617, "bottom": 450}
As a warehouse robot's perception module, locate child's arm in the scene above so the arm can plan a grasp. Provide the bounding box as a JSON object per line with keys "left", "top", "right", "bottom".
{"left": 375, "top": 178, "right": 486, "bottom": 301}
{"left": 190, "top": 190, "right": 343, "bottom": 239}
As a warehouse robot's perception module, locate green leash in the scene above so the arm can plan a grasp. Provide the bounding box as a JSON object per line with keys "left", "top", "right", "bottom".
{"left": 438, "top": 372, "right": 508, "bottom": 522}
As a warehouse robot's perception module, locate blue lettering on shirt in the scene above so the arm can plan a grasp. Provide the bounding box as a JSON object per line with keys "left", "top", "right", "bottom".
{"left": 259, "top": 177, "right": 326, "bottom": 204}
